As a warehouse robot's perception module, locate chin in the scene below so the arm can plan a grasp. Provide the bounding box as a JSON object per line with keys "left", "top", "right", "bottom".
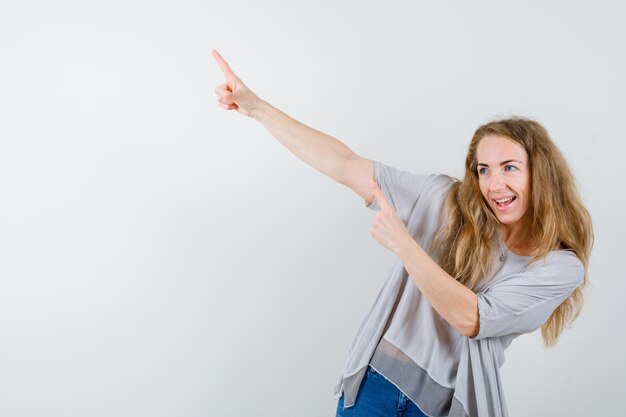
{"left": 495, "top": 212, "right": 529, "bottom": 229}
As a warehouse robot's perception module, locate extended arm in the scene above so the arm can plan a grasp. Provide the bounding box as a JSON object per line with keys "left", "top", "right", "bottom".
{"left": 251, "top": 100, "right": 357, "bottom": 184}
{"left": 212, "top": 49, "right": 374, "bottom": 202}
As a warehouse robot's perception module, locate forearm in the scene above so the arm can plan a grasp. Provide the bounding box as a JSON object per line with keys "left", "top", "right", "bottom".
{"left": 251, "top": 100, "right": 356, "bottom": 182}
{"left": 396, "top": 238, "right": 479, "bottom": 337}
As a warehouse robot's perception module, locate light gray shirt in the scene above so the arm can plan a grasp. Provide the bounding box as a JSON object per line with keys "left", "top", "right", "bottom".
{"left": 333, "top": 161, "right": 584, "bottom": 417}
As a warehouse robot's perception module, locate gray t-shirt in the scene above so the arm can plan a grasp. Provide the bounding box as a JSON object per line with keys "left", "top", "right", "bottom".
{"left": 333, "top": 161, "right": 584, "bottom": 417}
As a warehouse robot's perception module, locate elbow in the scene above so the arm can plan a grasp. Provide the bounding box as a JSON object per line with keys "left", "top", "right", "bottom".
{"left": 460, "top": 320, "right": 480, "bottom": 338}
{"left": 451, "top": 315, "right": 479, "bottom": 338}
{"left": 458, "top": 298, "right": 480, "bottom": 338}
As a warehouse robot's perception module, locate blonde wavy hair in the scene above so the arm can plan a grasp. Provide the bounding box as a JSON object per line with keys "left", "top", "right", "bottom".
{"left": 431, "top": 117, "right": 593, "bottom": 347}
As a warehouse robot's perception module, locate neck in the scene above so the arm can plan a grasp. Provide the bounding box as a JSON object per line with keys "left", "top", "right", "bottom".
{"left": 500, "top": 224, "right": 529, "bottom": 249}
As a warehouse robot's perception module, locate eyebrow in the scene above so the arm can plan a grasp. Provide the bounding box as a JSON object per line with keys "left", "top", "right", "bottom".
{"left": 477, "top": 159, "right": 524, "bottom": 167}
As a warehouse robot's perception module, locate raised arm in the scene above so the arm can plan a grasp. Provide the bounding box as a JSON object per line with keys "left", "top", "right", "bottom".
{"left": 211, "top": 50, "right": 375, "bottom": 204}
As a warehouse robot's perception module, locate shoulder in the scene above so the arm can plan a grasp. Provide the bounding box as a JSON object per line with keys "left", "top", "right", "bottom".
{"left": 374, "top": 161, "right": 456, "bottom": 189}
{"left": 431, "top": 173, "right": 459, "bottom": 187}
{"left": 372, "top": 162, "right": 457, "bottom": 204}
{"left": 421, "top": 174, "right": 459, "bottom": 209}
{"left": 422, "top": 173, "right": 459, "bottom": 197}
{"left": 534, "top": 249, "right": 583, "bottom": 270}
{"left": 525, "top": 250, "right": 585, "bottom": 289}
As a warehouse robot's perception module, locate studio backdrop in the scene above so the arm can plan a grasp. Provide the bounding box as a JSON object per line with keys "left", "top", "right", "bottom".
{"left": 0, "top": 1, "right": 624, "bottom": 416}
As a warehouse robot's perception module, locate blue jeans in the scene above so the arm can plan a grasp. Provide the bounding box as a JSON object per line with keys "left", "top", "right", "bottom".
{"left": 336, "top": 365, "right": 429, "bottom": 417}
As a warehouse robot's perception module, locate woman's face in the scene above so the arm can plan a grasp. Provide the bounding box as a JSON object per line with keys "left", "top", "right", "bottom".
{"left": 476, "top": 134, "right": 531, "bottom": 233}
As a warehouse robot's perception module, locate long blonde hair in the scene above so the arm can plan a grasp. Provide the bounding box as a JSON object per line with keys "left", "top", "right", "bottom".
{"left": 431, "top": 117, "right": 593, "bottom": 346}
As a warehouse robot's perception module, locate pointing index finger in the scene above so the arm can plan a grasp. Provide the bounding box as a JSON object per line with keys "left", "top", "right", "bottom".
{"left": 370, "top": 180, "right": 390, "bottom": 209}
{"left": 211, "top": 49, "right": 236, "bottom": 79}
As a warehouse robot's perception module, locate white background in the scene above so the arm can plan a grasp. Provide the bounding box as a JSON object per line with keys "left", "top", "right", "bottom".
{"left": 0, "top": 1, "right": 624, "bottom": 416}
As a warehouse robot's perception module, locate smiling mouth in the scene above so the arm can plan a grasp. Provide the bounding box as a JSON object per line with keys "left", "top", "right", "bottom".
{"left": 494, "top": 196, "right": 516, "bottom": 210}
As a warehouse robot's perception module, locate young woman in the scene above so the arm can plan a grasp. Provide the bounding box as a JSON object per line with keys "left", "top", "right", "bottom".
{"left": 212, "top": 50, "right": 593, "bottom": 417}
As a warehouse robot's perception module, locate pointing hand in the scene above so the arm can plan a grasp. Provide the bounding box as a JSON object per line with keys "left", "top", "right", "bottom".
{"left": 212, "top": 49, "right": 262, "bottom": 117}
{"left": 368, "top": 180, "right": 413, "bottom": 255}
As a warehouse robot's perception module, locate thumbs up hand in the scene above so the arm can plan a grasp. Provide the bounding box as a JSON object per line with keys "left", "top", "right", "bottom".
{"left": 368, "top": 180, "right": 414, "bottom": 255}
{"left": 212, "top": 49, "right": 262, "bottom": 117}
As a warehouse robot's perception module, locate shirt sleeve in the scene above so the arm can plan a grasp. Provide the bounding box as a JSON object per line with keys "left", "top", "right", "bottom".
{"left": 470, "top": 250, "right": 584, "bottom": 340}
{"left": 365, "top": 160, "right": 436, "bottom": 224}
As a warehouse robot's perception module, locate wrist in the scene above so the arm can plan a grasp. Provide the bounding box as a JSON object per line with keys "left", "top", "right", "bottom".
{"left": 249, "top": 99, "right": 271, "bottom": 120}
{"left": 395, "top": 235, "right": 419, "bottom": 259}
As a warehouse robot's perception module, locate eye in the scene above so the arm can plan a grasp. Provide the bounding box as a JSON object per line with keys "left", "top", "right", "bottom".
{"left": 478, "top": 167, "right": 487, "bottom": 175}
{"left": 504, "top": 165, "right": 518, "bottom": 172}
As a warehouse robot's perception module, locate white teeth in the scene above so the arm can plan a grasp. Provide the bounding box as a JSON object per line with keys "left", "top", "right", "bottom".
{"left": 495, "top": 197, "right": 514, "bottom": 204}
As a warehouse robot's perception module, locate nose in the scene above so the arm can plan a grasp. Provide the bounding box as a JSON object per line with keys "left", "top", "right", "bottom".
{"left": 489, "top": 172, "right": 506, "bottom": 193}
